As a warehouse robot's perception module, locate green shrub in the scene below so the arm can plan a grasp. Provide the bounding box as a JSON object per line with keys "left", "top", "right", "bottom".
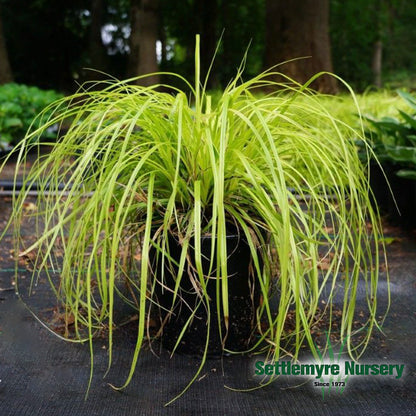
{"left": 361, "top": 90, "right": 416, "bottom": 179}
{"left": 0, "top": 83, "right": 63, "bottom": 151}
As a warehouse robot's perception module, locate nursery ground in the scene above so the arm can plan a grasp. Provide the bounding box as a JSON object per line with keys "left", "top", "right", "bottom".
{"left": 0, "top": 194, "right": 415, "bottom": 414}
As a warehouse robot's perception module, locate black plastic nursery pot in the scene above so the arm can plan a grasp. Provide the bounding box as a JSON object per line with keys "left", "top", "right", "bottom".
{"left": 151, "top": 230, "right": 262, "bottom": 357}
{"left": 370, "top": 162, "right": 416, "bottom": 229}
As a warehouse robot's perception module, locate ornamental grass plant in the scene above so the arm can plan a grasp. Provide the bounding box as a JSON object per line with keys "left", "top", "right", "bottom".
{"left": 1, "top": 38, "right": 388, "bottom": 400}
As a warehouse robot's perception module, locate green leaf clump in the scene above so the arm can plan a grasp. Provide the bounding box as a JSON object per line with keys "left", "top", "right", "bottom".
{"left": 0, "top": 83, "right": 63, "bottom": 150}
{"left": 1, "top": 42, "right": 388, "bottom": 401}
{"left": 363, "top": 90, "right": 416, "bottom": 179}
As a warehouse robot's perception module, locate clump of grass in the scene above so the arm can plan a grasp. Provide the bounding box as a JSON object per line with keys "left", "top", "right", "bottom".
{"left": 0, "top": 37, "right": 388, "bottom": 401}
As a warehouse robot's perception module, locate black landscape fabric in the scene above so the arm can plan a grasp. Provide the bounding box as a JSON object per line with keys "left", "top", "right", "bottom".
{"left": 0, "top": 196, "right": 415, "bottom": 416}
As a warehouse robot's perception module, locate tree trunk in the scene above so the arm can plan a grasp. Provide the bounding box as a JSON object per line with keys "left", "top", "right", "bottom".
{"left": 372, "top": 40, "right": 383, "bottom": 88}
{"left": 88, "top": 0, "right": 107, "bottom": 73}
{"left": 128, "top": 0, "right": 160, "bottom": 86}
{"left": 159, "top": 22, "right": 167, "bottom": 68}
{"left": 264, "top": 0, "right": 338, "bottom": 93}
{"left": 0, "top": 4, "right": 13, "bottom": 84}
{"left": 371, "top": 0, "right": 383, "bottom": 89}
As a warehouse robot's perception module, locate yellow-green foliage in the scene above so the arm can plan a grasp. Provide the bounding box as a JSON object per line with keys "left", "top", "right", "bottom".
{"left": 0, "top": 41, "right": 388, "bottom": 402}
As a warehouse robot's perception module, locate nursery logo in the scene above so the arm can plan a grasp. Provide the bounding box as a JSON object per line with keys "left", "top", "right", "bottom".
{"left": 254, "top": 335, "right": 405, "bottom": 399}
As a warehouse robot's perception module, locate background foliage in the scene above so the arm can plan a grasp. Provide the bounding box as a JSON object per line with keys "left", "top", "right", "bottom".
{"left": 331, "top": 0, "right": 416, "bottom": 90}
{"left": 1, "top": 0, "right": 415, "bottom": 93}
{"left": 0, "top": 83, "right": 62, "bottom": 147}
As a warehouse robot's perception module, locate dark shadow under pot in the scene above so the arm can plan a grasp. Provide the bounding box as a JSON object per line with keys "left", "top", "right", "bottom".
{"left": 370, "top": 162, "right": 416, "bottom": 229}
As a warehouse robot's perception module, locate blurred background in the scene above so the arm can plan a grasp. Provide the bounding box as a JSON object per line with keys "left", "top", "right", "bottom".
{"left": 0, "top": 0, "right": 415, "bottom": 94}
